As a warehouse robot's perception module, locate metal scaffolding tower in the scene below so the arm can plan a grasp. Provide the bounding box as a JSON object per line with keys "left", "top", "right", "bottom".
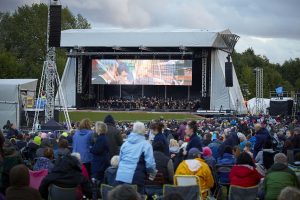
{"left": 255, "top": 67, "right": 264, "bottom": 114}
{"left": 32, "top": 0, "right": 71, "bottom": 131}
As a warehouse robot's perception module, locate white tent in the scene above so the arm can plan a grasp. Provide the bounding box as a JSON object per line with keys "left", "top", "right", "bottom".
{"left": 0, "top": 79, "right": 38, "bottom": 128}
{"left": 247, "top": 98, "right": 270, "bottom": 114}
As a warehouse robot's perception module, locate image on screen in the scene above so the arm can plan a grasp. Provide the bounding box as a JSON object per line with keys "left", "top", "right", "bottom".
{"left": 91, "top": 59, "right": 192, "bottom": 85}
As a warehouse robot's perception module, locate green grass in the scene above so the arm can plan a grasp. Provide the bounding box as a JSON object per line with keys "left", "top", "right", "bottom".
{"left": 59, "top": 111, "right": 201, "bottom": 122}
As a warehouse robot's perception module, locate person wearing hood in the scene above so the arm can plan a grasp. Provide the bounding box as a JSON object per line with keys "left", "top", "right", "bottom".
{"left": 39, "top": 154, "right": 92, "bottom": 199}
{"left": 116, "top": 121, "right": 156, "bottom": 194}
{"left": 6, "top": 164, "right": 42, "bottom": 200}
{"left": 264, "top": 153, "right": 299, "bottom": 200}
{"left": 72, "top": 118, "right": 93, "bottom": 175}
{"left": 104, "top": 115, "right": 123, "bottom": 158}
{"left": 175, "top": 148, "right": 214, "bottom": 198}
{"left": 229, "top": 152, "right": 262, "bottom": 187}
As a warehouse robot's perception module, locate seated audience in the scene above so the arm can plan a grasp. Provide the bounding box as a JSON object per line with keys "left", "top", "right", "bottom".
{"left": 54, "top": 138, "right": 70, "bottom": 162}
{"left": 104, "top": 155, "right": 120, "bottom": 186}
{"left": 217, "top": 145, "right": 236, "bottom": 184}
{"left": 108, "top": 184, "right": 142, "bottom": 200}
{"left": 202, "top": 146, "right": 216, "bottom": 168}
{"left": 152, "top": 141, "right": 174, "bottom": 184}
{"left": 264, "top": 153, "right": 299, "bottom": 200}
{"left": 255, "top": 140, "right": 275, "bottom": 168}
{"left": 278, "top": 186, "right": 300, "bottom": 200}
{"left": 0, "top": 140, "right": 23, "bottom": 193}
{"left": 229, "top": 152, "right": 262, "bottom": 187}
{"left": 33, "top": 147, "right": 54, "bottom": 173}
{"left": 6, "top": 164, "right": 42, "bottom": 200}
{"left": 39, "top": 154, "right": 92, "bottom": 199}
{"left": 175, "top": 148, "right": 214, "bottom": 198}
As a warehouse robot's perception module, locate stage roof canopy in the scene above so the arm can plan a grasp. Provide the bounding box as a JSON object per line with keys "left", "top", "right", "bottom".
{"left": 61, "top": 29, "right": 239, "bottom": 53}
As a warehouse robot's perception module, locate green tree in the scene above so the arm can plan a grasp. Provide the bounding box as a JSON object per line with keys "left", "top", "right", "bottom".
{"left": 0, "top": 3, "right": 90, "bottom": 79}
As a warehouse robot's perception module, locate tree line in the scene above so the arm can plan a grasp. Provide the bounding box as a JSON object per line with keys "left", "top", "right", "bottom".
{"left": 0, "top": 4, "right": 299, "bottom": 99}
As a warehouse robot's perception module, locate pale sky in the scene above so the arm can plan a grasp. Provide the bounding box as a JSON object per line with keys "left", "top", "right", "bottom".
{"left": 1, "top": 0, "right": 300, "bottom": 64}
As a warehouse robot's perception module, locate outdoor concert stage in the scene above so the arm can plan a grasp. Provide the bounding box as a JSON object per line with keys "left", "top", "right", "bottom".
{"left": 58, "top": 29, "right": 246, "bottom": 113}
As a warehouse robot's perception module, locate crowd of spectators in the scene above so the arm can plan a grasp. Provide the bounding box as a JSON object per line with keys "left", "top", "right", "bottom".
{"left": 96, "top": 97, "right": 201, "bottom": 111}
{"left": 0, "top": 114, "right": 300, "bottom": 200}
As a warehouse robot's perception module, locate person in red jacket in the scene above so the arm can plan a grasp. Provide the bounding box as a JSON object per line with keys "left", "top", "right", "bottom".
{"left": 229, "top": 152, "right": 263, "bottom": 187}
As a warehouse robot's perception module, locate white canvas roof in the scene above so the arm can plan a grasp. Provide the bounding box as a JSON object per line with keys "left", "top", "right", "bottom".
{"left": 60, "top": 28, "right": 235, "bottom": 49}
{"left": 0, "top": 79, "right": 38, "bottom": 128}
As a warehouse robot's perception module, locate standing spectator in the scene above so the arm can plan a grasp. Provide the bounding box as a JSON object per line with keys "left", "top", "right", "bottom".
{"left": 229, "top": 152, "right": 262, "bottom": 187}
{"left": 2, "top": 120, "right": 11, "bottom": 130}
{"left": 90, "top": 121, "right": 110, "bottom": 182}
{"left": 151, "top": 122, "right": 169, "bottom": 156}
{"left": 72, "top": 118, "right": 93, "bottom": 175}
{"left": 6, "top": 124, "right": 18, "bottom": 139}
{"left": 253, "top": 123, "right": 272, "bottom": 158}
{"left": 175, "top": 148, "right": 214, "bottom": 198}
{"left": 176, "top": 121, "right": 187, "bottom": 141}
{"left": 6, "top": 164, "right": 42, "bottom": 200}
{"left": 208, "top": 133, "right": 222, "bottom": 159}
{"left": 104, "top": 115, "right": 123, "bottom": 158}
{"left": 185, "top": 121, "right": 202, "bottom": 154}
{"left": 264, "top": 153, "right": 299, "bottom": 200}
{"left": 116, "top": 121, "right": 156, "bottom": 194}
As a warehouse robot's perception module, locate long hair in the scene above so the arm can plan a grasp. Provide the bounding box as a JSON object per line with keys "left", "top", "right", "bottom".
{"left": 78, "top": 118, "right": 91, "bottom": 130}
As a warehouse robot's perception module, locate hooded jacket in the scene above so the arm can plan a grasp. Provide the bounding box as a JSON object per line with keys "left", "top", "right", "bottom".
{"left": 72, "top": 129, "right": 93, "bottom": 163}
{"left": 116, "top": 132, "right": 156, "bottom": 185}
{"left": 229, "top": 165, "right": 262, "bottom": 187}
{"left": 39, "top": 155, "right": 92, "bottom": 199}
{"left": 264, "top": 163, "right": 299, "bottom": 200}
{"left": 254, "top": 127, "right": 272, "bottom": 158}
{"left": 175, "top": 158, "right": 214, "bottom": 197}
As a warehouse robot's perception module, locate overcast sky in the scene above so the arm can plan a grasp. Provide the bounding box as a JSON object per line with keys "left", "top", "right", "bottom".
{"left": 1, "top": 0, "right": 300, "bottom": 64}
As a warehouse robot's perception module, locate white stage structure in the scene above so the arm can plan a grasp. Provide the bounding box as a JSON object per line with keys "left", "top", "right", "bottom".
{"left": 59, "top": 29, "right": 247, "bottom": 112}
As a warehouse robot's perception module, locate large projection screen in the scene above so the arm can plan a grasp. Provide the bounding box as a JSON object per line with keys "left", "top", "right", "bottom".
{"left": 91, "top": 59, "right": 192, "bottom": 85}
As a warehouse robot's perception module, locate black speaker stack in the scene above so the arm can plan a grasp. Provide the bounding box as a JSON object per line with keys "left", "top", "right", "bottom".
{"left": 225, "top": 61, "right": 233, "bottom": 87}
{"left": 49, "top": 5, "right": 62, "bottom": 47}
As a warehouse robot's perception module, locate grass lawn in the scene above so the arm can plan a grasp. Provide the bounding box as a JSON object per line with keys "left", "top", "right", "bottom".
{"left": 59, "top": 111, "right": 202, "bottom": 122}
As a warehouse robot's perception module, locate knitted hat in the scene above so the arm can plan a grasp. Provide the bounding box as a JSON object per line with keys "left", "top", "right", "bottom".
{"left": 203, "top": 147, "right": 212, "bottom": 157}
{"left": 274, "top": 153, "right": 288, "bottom": 164}
{"left": 61, "top": 132, "right": 68, "bottom": 137}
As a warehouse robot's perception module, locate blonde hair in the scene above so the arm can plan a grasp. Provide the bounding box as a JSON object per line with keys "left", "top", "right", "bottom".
{"left": 110, "top": 155, "right": 120, "bottom": 167}
{"left": 169, "top": 139, "right": 179, "bottom": 147}
{"left": 95, "top": 121, "right": 107, "bottom": 135}
{"left": 79, "top": 118, "right": 91, "bottom": 130}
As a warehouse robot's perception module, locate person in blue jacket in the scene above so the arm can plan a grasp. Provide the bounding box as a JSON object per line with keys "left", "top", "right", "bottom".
{"left": 151, "top": 121, "right": 169, "bottom": 156}
{"left": 217, "top": 145, "right": 236, "bottom": 184}
{"left": 72, "top": 118, "right": 93, "bottom": 175}
{"left": 253, "top": 123, "right": 272, "bottom": 158}
{"left": 90, "top": 121, "right": 110, "bottom": 182}
{"left": 116, "top": 121, "right": 156, "bottom": 194}
{"left": 185, "top": 120, "right": 202, "bottom": 154}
